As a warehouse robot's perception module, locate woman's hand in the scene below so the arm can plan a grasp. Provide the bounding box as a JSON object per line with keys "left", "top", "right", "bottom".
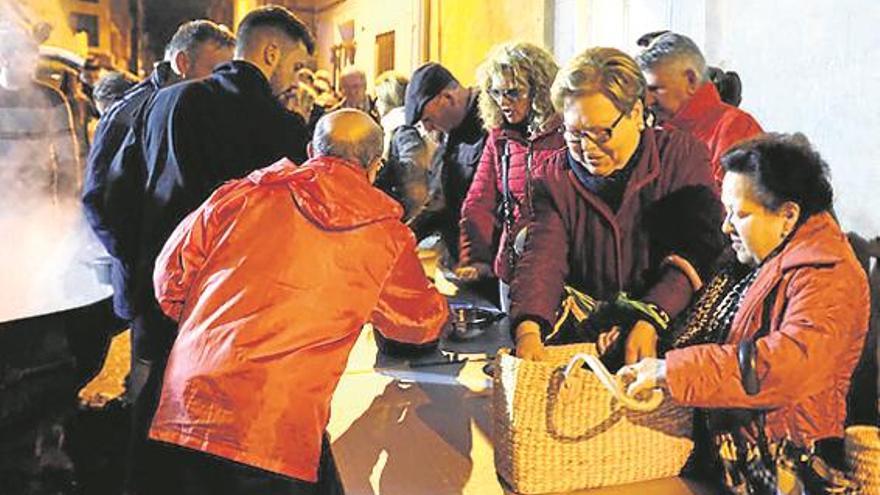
{"left": 515, "top": 321, "right": 545, "bottom": 361}
{"left": 624, "top": 320, "right": 658, "bottom": 364}
{"left": 454, "top": 262, "right": 492, "bottom": 282}
{"left": 617, "top": 358, "right": 667, "bottom": 398}
{"left": 596, "top": 320, "right": 658, "bottom": 364}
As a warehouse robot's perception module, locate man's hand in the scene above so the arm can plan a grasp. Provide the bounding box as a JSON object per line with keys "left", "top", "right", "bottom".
{"left": 515, "top": 321, "right": 545, "bottom": 361}
{"left": 454, "top": 262, "right": 492, "bottom": 282}
{"left": 617, "top": 357, "right": 667, "bottom": 398}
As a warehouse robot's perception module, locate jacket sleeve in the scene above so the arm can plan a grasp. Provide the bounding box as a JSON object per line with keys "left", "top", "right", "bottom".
{"left": 665, "top": 264, "right": 870, "bottom": 409}
{"left": 152, "top": 182, "right": 242, "bottom": 321}
{"left": 458, "top": 132, "right": 499, "bottom": 267}
{"left": 370, "top": 233, "right": 448, "bottom": 345}
{"left": 82, "top": 115, "right": 119, "bottom": 253}
{"left": 83, "top": 120, "right": 146, "bottom": 263}
{"left": 152, "top": 207, "right": 207, "bottom": 322}
{"left": 509, "top": 179, "right": 570, "bottom": 336}
{"left": 641, "top": 135, "right": 721, "bottom": 320}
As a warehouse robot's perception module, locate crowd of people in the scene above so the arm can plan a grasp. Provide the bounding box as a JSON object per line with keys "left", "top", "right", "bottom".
{"left": 0, "top": 2, "right": 873, "bottom": 494}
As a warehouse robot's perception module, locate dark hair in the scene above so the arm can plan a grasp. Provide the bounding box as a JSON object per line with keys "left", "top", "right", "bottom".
{"left": 722, "top": 133, "right": 833, "bottom": 220}
{"left": 93, "top": 71, "right": 134, "bottom": 105}
{"left": 707, "top": 67, "right": 742, "bottom": 107}
{"left": 236, "top": 5, "right": 315, "bottom": 56}
{"left": 165, "top": 20, "right": 236, "bottom": 59}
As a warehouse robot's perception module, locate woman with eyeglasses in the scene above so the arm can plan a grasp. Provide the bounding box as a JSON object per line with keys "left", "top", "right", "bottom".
{"left": 455, "top": 42, "right": 564, "bottom": 311}
{"left": 511, "top": 47, "right": 725, "bottom": 363}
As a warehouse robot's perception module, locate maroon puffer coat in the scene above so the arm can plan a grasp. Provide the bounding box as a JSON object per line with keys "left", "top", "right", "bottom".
{"left": 458, "top": 120, "right": 565, "bottom": 282}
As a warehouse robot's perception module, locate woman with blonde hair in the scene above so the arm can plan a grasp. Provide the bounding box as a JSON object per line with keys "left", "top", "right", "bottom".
{"left": 511, "top": 47, "right": 725, "bottom": 363}
{"left": 456, "top": 41, "right": 564, "bottom": 311}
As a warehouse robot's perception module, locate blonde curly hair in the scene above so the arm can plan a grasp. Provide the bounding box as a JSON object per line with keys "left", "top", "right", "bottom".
{"left": 476, "top": 41, "right": 559, "bottom": 132}
{"left": 551, "top": 47, "right": 645, "bottom": 113}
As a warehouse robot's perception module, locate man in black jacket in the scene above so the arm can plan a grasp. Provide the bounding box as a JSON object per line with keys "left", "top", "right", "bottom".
{"left": 121, "top": 7, "right": 315, "bottom": 493}
{"left": 403, "top": 63, "right": 486, "bottom": 263}
{"left": 82, "top": 19, "right": 235, "bottom": 334}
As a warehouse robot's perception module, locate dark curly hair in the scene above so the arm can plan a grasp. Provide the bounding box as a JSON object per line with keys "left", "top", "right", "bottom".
{"left": 722, "top": 133, "right": 833, "bottom": 221}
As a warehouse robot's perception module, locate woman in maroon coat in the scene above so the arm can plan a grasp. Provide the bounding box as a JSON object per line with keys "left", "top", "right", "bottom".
{"left": 455, "top": 42, "right": 564, "bottom": 311}
{"left": 512, "top": 47, "right": 725, "bottom": 362}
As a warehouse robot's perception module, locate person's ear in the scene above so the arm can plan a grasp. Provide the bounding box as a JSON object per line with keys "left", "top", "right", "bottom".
{"left": 630, "top": 99, "right": 645, "bottom": 131}
{"left": 306, "top": 141, "right": 315, "bottom": 160}
{"left": 684, "top": 68, "right": 701, "bottom": 95}
{"left": 779, "top": 201, "right": 801, "bottom": 237}
{"left": 367, "top": 157, "right": 383, "bottom": 184}
{"left": 263, "top": 41, "right": 280, "bottom": 69}
{"left": 173, "top": 51, "right": 190, "bottom": 78}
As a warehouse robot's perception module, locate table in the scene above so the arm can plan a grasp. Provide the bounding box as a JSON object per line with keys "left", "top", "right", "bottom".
{"left": 327, "top": 306, "right": 715, "bottom": 494}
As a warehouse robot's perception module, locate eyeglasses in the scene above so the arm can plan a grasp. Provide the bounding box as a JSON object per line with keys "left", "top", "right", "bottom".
{"left": 487, "top": 87, "right": 527, "bottom": 102}
{"left": 562, "top": 107, "right": 629, "bottom": 146}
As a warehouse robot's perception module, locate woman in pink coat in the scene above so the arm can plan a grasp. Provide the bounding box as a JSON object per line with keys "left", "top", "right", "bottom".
{"left": 456, "top": 42, "right": 564, "bottom": 311}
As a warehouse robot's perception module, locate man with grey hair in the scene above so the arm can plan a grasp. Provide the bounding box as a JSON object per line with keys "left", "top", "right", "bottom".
{"left": 164, "top": 19, "right": 236, "bottom": 80}
{"left": 637, "top": 32, "right": 762, "bottom": 185}
{"left": 147, "top": 108, "right": 446, "bottom": 493}
{"left": 335, "top": 66, "right": 380, "bottom": 121}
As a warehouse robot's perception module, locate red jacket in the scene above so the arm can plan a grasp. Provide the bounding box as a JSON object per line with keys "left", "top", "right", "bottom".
{"left": 459, "top": 122, "right": 565, "bottom": 282}
{"left": 667, "top": 82, "right": 763, "bottom": 187}
{"left": 510, "top": 128, "right": 723, "bottom": 332}
{"left": 666, "top": 212, "right": 870, "bottom": 445}
{"left": 149, "top": 157, "right": 447, "bottom": 482}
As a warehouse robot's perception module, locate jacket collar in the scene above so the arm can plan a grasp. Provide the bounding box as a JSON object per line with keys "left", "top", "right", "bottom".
{"left": 248, "top": 156, "right": 403, "bottom": 230}
{"left": 212, "top": 60, "right": 274, "bottom": 98}
{"left": 449, "top": 88, "right": 485, "bottom": 144}
{"left": 770, "top": 212, "right": 846, "bottom": 272}
{"left": 564, "top": 127, "right": 661, "bottom": 219}
{"left": 731, "top": 212, "right": 846, "bottom": 335}
{"left": 150, "top": 61, "right": 179, "bottom": 89}
{"left": 669, "top": 82, "right": 725, "bottom": 130}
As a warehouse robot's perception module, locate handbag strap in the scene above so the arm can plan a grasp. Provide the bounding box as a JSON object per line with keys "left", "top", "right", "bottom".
{"left": 562, "top": 353, "right": 664, "bottom": 412}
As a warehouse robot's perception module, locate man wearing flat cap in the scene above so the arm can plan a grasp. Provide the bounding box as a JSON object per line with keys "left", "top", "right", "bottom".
{"left": 404, "top": 62, "right": 486, "bottom": 264}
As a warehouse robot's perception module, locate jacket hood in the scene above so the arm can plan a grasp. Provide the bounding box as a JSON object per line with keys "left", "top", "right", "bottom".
{"left": 777, "top": 212, "right": 848, "bottom": 271}
{"left": 247, "top": 156, "right": 403, "bottom": 230}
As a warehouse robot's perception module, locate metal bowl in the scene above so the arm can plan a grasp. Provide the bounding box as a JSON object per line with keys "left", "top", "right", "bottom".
{"left": 448, "top": 306, "right": 502, "bottom": 341}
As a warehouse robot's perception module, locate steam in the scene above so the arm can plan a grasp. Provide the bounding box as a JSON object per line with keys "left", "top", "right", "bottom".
{"left": 0, "top": 17, "right": 111, "bottom": 323}
{"left": 0, "top": 199, "right": 112, "bottom": 323}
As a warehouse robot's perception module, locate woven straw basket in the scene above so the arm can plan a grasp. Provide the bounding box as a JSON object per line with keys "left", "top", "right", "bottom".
{"left": 492, "top": 344, "right": 693, "bottom": 494}
{"left": 845, "top": 425, "right": 880, "bottom": 494}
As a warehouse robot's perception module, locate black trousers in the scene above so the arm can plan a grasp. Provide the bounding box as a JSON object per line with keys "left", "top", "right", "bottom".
{"left": 125, "top": 309, "right": 177, "bottom": 495}
{"left": 155, "top": 436, "right": 344, "bottom": 495}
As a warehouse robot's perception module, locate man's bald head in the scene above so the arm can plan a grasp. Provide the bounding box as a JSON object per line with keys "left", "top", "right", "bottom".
{"left": 312, "top": 109, "right": 383, "bottom": 168}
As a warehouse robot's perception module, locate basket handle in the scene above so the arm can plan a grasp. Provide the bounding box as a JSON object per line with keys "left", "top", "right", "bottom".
{"left": 562, "top": 353, "right": 664, "bottom": 412}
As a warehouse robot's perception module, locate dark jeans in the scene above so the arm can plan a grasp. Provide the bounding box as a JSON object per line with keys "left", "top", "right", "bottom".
{"left": 156, "top": 436, "right": 344, "bottom": 495}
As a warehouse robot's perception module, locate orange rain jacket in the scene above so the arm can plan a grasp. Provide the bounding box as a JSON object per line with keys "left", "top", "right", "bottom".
{"left": 149, "top": 156, "right": 448, "bottom": 482}
{"left": 666, "top": 82, "right": 763, "bottom": 187}
{"left": 666, "top": 212, "right": 870, "bottom": 445}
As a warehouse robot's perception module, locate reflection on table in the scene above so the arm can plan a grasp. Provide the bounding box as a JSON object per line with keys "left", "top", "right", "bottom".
{"left": 327, "top": 287, "right": 714, "bottom": 494}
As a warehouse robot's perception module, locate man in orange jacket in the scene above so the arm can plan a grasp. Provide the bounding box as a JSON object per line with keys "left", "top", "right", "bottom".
{"left": 147, "top": 109, "right": 448, "bottom": 494}
{"left": 637, "top": 32, "right": 763, "bottom": 187}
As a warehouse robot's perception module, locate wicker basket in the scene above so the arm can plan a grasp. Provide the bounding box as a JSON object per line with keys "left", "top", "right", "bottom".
{"left": 492, "top": 344, "right": 693, "bottom": 494}
{"left": 845, "top": 425, "right": 880, "bottom": 494}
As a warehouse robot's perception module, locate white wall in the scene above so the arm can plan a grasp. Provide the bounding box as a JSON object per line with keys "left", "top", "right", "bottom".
{"left": 707, "top": 0, "right": 880, "bottom": 237}
{"left": 314, "top": 0, "right": 422, "bottom": 90}
{"left": 553, "top": 0, "right": 880, "bottom": 237}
